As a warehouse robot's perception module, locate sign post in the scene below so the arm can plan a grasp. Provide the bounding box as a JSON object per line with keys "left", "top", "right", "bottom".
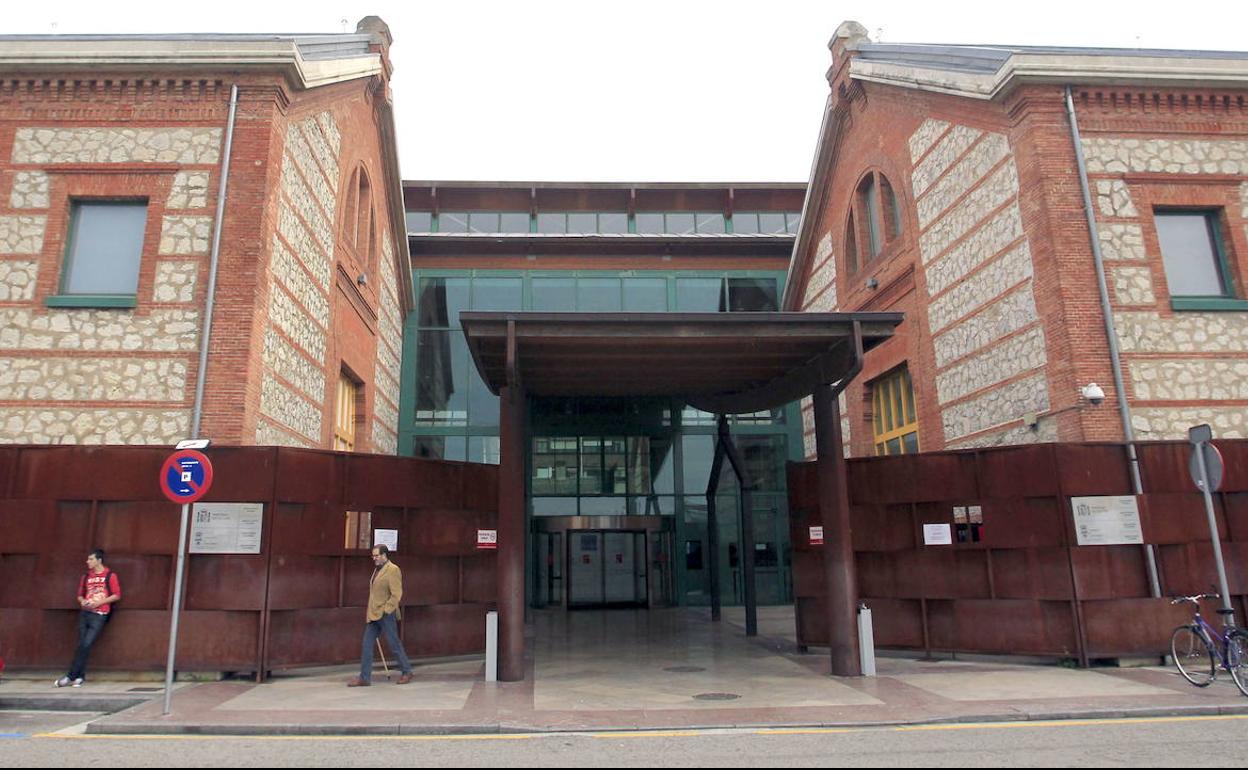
{"left": 159, "top": 446, "right": 214, "bottom": 716}
{"left": 1188, "top": 424, "right": 1234, "bottom": 625}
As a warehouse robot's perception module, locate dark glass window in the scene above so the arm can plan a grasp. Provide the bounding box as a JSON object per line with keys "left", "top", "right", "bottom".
{"left": 414, "top": 331, "right": 468, "bottom": 424}
{"left": 732, "top": 212, "right": 760, "bottom": 234}
{"left": 598, "top": 212, "right": 629, "bottom": 233}
{"left": 676, "top": 278, "right": 724, "bottom": 311}
{"left": 1156, "top": 210, "right": 1231, "bottom": 297}
{"left": 665, "top": 213, "right": 696, "bottom": 235}
{"left": 62, "top": 202, "right": 148, "bottom": 295}
{"left": 726, "top": 278, "right": 778, "bottom": 311}
{"left": 696, "top": 213, "right": 726, "bottom": 234}
{"left": 472, "top": 277, "right": 523, "bottom": 311}
{"left": 567, "top": 213, "right": 598, "bottom": 233}
{"left": 468, "top": 212, "right": 500, "bottom": 233}
{"left": 635, "top": 213, "right": 665, "bottom": 234}
{"left": 733, "top": 435, "right": 787, "bottom": 491}
{"left": 758, "top": 213, "right": 787, "bottom": 234}
{"left": 623, "top": 278, "right": 668, "bottom": 311}
{"left": 499, "top": 212, "right": 531, "bottom": 233}
{"left": 467, "top": 367, "right": 499, "bottom": 427}
{"left": 577, "top": 277, "right": 622, "bottom": 311}
{"left": 416, "top": 277, "right": 469, "bottom": 328}
{"left": 412, "top": 435, "right": 466, "bottom": 461}
{"left": 532, "top": 437, "right": 580, "bottom": 495}
{"left": 438, "top": 212, "right": 469, "bottom": 233}
{"left": 532, "top": 278, "right": 576, "bottom": 311}
{"left": 786, "top": 212, "right": 802, "bottom": 234}
{"left": 405, "top": 211, "right": 433, "bottom": 232}
{"left": 536, "top": 213, "right": 567, "bottom": 233}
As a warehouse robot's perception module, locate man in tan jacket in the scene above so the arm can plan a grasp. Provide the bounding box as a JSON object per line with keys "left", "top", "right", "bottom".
{"left": 347, "top": 544, "right": 413, "bottom": 686}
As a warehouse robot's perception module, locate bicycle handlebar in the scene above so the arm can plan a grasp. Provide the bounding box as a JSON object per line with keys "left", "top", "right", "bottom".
{"left": 1170, "top": 593, "right": 1220, "bottom": 605}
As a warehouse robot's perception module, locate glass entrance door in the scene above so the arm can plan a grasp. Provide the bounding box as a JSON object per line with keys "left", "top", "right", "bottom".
{"left": 567, "top": 530, "right": 647, "bottom": 608}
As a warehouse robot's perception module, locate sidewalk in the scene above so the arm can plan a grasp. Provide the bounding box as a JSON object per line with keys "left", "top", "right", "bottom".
{"left": 3, "top": 607, "right": 1245, "bottom": 735}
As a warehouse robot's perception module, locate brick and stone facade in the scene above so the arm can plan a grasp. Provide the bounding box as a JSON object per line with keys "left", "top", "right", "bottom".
{"left": 0, "top": 20, "right": 411, "bottom": 451}
{"left": 789, "top": 23, "right": 1248, "bottom": 456}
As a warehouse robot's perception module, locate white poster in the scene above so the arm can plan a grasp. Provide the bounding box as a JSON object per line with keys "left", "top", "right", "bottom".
{"left": 374, "top": 528, "right": 399, "bottom": 552}
{"left": 190, "top": 503, "right": 264, "bottom": 554}
{"left": 1071, "top": 496, "right": 1143, "bottom": 546}
{"left": 923, "top": 523, "right": 953, "bottom": 546}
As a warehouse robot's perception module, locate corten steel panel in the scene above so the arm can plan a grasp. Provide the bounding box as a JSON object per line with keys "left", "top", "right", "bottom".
{"left": 371, "top": 506, "right": 405, "bottom": 543}
{"left": 50, "top": 501, "right": 93, "bottom": 555}
{"left": 170, "top": 611, "right": 261, "bottom": 670}
{"left": 1136, "top": 441, "right": 1244, "bottom": 494}
{"left": 0, "top": 447, "right": 18, "bottom": 497}
{"left": 989, "top": 548, "right": 1075, "bottom": 600}
{"left": 460, "top": 554, "right": 498, "bottom": 604}
{"left": 1156, "top": 542, "right": 1248, "bottom": 595}
{"left": 791, "top": 550, "right": 825, "bottom": 599}
{"left": 274, "top": 449, "right": 345, "bottom": 504}
{"left": 95, "top": 501, "right": 181, "bottom": 553}
{"left": 1081, "top": 598, "right": 1196, "bottom": 657}
{"left": 788, "top": 505, "right": 822, "bottom": 554}
{"left": 912, "top": 550, "right": 993, "bottom": 600}
{"left": 409, "top": 509, "right": 497, "bottom": 557}
{"left": 1055, "top": 444, "right": 1132, "bottom": 496}
{"left": 795, "top": 596, "right": 828, "bottom": 646}
{"left": 266, "top": 555, "right": 340, "bottom": 610}
{"left": 272, "top": 503, "right": 342, "bottom": 556}
{"left": 978, "top": 498, "right": 1067, "bottom": 549}
{"left": 100, "top": 554, "right": 173, "bottom": 610}
{"left": 856, "top": 552, "right": 899, "bottom": 598}
{"left": 461, "top": 463, "right": 499, "bottom": 513}
{"left": 195, "top": 448, "right": 277, "bottom": 501}
{"left": 978, "top": 446, "right": 1060, "bottom": 498}
{"left": 185, "top": 555, "right": 267, "bottom": 611}
{"left": 912, "top": 453, "right": 980, "bottom": 502}
{"left": 1226, "top": 493, "right": 1248, "bottom": 542}
{"left": 405, "top": 603, "right": 491, "bottom": 657}
{"left": 860, "top": 597, "right": 925, "bottom": 648}
{"left": 927, "top": 599, "right": 1078, "bottom": 656}
{"left": 403, "top": 557, "right": 461, "bottom": 606}
{"left": 342, "top": 556, "right": 376, "bottom": 608}
{"left": 37, "top": 552, "right": 103, "bottom": 608}
{"left": 0, "top": 609, "right": 46, "bottom": 664}
{"left": 268, "top": 607, "right": 362, "bottom": 668}
{"left": 1141, "top": 493, "right": 1229, "bottom": 545}
{"left": 345, "top": 454, "right": 463, "bottom": 509}
{"left": 1070, "top": 546, "right": 1152, "bottom": 600}
{"left": 1212, "top": 441, "right": 1248, "bottom": 492}
{"left": 9, "top": 447, "right": 152, "bottom": 500}
{"left": 0, "top": 500, "right": 57, "bottom": 551}
{"left": 0, "top": 555, "right": 41, "bottom": 608}
{"left": 852, "top": 504, "right": 916, "bottom": 552}
{"left": 786, "top": 462, "right": 819, "bottom": 512}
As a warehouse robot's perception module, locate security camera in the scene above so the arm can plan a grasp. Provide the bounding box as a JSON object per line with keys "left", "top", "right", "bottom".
{"left": 1081, "top": 383, "right": 1106, "bottom": 406}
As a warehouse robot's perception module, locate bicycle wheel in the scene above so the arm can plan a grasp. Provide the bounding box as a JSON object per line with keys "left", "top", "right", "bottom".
{"left": 1227, "top": 629, "right": 1248, "bottom": 698}
{"left": 1171, "top": 625, "right": 1216, "bottom": 687}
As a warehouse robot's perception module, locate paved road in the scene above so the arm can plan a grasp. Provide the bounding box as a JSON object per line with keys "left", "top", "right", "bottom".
{"left": 3, "top": 712, "right": 1247, "bottom": 766}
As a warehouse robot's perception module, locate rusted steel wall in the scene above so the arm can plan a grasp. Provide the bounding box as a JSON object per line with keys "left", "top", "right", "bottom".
{"left": 789, "top": 441, "right": 1247, "bottom": 660}
{"left": 0, "top": 446, "right": 498, "bottom": 674}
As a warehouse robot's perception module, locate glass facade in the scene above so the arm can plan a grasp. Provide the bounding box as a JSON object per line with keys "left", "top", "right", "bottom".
{"left": 399, "top": 267, "right": 798, "bottom": 607}
{"left": 405, "top": 210, "right": 801, "bottom": 236}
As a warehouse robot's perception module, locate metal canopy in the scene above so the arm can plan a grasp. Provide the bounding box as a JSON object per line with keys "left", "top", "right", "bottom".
{"left": 460, "top": 312, "right": 902, "bottom": 414}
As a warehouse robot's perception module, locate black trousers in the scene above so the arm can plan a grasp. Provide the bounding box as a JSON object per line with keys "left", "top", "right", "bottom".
{"left": 68, "top": 611, "right": 109, "bottom": 680}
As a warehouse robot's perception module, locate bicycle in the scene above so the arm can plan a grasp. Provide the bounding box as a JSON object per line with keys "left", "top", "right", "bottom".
{"left": 1169, "top": 593, "right": 1248, "bottom": 697}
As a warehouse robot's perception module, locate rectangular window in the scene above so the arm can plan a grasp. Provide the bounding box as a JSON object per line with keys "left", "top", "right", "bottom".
{"left": 1156, "top": 210, "right": 1233, "bottom": 298}
{"left": 499, "top": 212, "right": 531, "bottom": 233}
{"left": 437, "top": 212, "right": 469, "bottom": 233}
{"left": 635, "top": 213, "right": 665, "bottom": 234}
{"left": 335, "top": 375, "right": 359, "bottom": 452}
{"left": 405, "top": 211, "right": 433, "bottom": 232}
{"left": 62, "top": 201, "right": 148, "bottom": 296}
{"left": 871, "top": 366, "right": 919, "bottom": 456}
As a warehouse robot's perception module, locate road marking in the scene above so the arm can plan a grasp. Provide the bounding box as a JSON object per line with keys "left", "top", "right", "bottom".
{"left": 592, "top": 731, "right": 702, "bottom": 738}
{"left": 892, "top": 715, "right": 1248, "bottom": 732}
{"left": 0, "top": 733, "right": 28, "bottom": 739}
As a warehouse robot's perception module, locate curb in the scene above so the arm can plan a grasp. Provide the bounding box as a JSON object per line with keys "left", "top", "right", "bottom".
{"left": 83, "top": 703, "right": 1248, "bottom": 737}
{"left": 1, "top": 694, "right": 153, "bottom": 713}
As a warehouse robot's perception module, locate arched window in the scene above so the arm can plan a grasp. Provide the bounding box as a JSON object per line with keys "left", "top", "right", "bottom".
{"left": 846, "top": 170, "right": 904, "bottom": 273}
{"left": 344, "top": 165, "right": 376, "bottom": 270}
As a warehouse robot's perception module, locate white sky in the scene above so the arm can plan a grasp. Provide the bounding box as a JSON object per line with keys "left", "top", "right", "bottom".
{"left": 9, "top": 1, "right": 1248, "bottom": 182}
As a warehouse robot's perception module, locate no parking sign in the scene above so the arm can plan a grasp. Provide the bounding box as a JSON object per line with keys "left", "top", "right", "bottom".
{"left": 160, "top": 449, "right": 214, "bottom": 504}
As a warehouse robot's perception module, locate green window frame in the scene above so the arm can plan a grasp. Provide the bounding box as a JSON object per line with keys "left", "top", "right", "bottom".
{"left": 1155, "top": 208, "right": 1248, "bottom": 311}
{"left": 48, "top": 199, "right": 148, "bottom": 309}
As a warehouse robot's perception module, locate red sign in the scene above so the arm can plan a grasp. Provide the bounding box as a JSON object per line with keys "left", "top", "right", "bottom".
{"left": 476, "top": 530, "right": 498, "bottom": 550}
{"left": 809, "top": 526, "right": 824, "bottom": 546}
{"left": 160, "top": 449, "right": 214, "bottom": 504}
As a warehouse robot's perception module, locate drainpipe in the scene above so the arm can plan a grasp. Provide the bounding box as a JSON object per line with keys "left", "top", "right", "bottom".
{"left": 190, "top": 84, "right": 239, "bottom": 438}
{"left": 1064, "top": 85, "right": 1160, "bottom": 598}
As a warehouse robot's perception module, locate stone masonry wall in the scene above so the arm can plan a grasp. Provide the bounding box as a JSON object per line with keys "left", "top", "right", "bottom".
{"left": 799, "top": 232, "right": 849, "bottom": 458}
{"left": 1082, "top": 136, "right": 1248, "bottom": 441}
{"left": 911, "top": 119, "right": 1051, "bottom": 447}
{"left": 371, "top": 231, "right": 402, "bottom": 455}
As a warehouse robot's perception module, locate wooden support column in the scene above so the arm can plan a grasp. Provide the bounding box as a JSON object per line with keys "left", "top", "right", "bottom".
{"left": 497, "top": 320, "right": 526, "bottom": 682}
{"left": 812, "top": 382, "right": 861, "bottom": 677}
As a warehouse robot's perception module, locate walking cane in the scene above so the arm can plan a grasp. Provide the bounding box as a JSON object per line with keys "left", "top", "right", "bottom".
{"left": 376, "top": 639, "right": 391, "bottom": 680}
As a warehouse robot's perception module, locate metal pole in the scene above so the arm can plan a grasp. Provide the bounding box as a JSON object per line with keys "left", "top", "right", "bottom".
{"left": 163, "top": 502, "right": 191, "bottom": 715}
{"left": 1195, "top": 443, "right": 1236, "bottom": 625}
{"left": 190, "top": 84, "right": 239, "bottom": 439}
{"left": 1065, "top": 85, "right": 1159, "bottom": 599}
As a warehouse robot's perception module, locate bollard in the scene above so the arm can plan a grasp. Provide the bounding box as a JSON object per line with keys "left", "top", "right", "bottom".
{"left": 858, "top": 603, "right": 876, "bottom": 677}
{"left": 485, "top": 610, "right": 498, "bottom": 682}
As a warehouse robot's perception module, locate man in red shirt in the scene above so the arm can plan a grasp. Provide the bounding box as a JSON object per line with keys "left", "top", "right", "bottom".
{"left": 55, "top": 549, "right": 121, "bottom": 688}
